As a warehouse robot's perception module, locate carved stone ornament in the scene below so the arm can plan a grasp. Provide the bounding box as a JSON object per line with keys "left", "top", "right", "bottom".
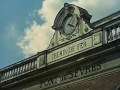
{"left": 48, "top": 3, "right": 93, "bottom": 49}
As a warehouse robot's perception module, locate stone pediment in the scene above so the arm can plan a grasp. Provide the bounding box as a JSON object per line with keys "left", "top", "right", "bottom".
{"left": 48, "top": 3, "right": 93, "bottom": 49}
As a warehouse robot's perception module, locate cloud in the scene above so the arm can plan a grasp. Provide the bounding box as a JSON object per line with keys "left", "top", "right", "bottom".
{"left": 17, "top": 21, "right": 52, "bottom": 56}
{"left": 17, "top": 0, "right": 72, "bottom": 57}
{"left": 18, "top": 0, "right": 120, "bottom": 57}
{"left": 71, "top": 0, "right": 120, "bottom": 21}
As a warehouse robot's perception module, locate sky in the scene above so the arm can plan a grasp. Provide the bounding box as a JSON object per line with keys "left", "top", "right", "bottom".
{"left": 0, "top": 0, "right": 120, "bottom": 68}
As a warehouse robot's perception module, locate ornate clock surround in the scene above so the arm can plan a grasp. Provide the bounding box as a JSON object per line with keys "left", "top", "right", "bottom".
{"left": 52, "top": 3, "right": 79, "bottom": 36}
{"left": 48, "top": 3, "right": 93, "bottom": 48}
{"left": 52, "top": 3, "right": 92, "bottom": 36}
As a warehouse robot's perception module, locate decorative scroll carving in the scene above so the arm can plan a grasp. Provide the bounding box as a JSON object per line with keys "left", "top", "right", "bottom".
{"left": 48, "top": 3, "right": 93, "bottom": 49}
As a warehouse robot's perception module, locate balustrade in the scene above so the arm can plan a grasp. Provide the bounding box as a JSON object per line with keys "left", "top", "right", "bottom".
{"left": 0, "top": 59, "right": 37, "bottom": 82}
{"left": 107, "top": 26, "right": 120, "bottom": 42}
{"left": 0, "top": 46, "right": 46, "bottom": 82}
{"left": 0, "top": 53, "right": 46, "bottom": 82}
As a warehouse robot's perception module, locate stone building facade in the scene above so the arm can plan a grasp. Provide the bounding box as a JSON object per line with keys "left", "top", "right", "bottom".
{"left": 0, "top": 3, "right": 120, "bottom": 90}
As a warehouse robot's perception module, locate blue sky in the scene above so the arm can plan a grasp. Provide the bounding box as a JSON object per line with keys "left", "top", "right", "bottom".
{"left": 0, "top": 0, "right": 42, "bottom": 68}
{"left": 0, "top": 0, "right": 120, "bottom": 68}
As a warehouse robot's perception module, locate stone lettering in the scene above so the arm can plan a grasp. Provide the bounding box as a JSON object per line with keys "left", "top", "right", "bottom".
{"left": 77, "top": 41, "right": 86, "bottom": 50}
{"left": 40, "top": 61, "right": 102, "bottom": 88}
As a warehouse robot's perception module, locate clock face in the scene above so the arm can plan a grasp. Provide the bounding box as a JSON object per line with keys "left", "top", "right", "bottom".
{"left": 63, "top": 15, "right": 77, "bottom": 35}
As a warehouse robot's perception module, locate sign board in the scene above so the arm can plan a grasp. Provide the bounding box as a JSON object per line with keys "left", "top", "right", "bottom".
{"left": 39, "top": 57, "right": 120, "bottom": 89}
{"left": 47, "top": 31, "right": 102, "bottom": 63}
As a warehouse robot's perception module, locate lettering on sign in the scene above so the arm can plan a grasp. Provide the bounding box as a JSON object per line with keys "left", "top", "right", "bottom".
{"left": 47, "top": 32, "right": 102, "bottom": 63}
{"left": 51, "top": 39, "right": 89, "bottom": 60}
{"left": 39, "top": 60, "right": 102, "bottom": 88}
{"left": 39, "top": 58, "right": 120, "bottom": 89}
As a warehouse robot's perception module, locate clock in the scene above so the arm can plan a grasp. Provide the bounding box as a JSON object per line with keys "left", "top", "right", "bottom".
{"left": 63, "top": 15, "right": 78, "bottom": 35}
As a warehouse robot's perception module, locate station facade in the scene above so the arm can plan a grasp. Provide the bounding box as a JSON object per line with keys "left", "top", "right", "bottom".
{"left": 0, "top": 3, "right": 120, "bottom": 90}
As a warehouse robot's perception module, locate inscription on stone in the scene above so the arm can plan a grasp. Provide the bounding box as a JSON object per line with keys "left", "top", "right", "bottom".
{"left": 39, "top": 60, "right": 102, "bottom": 88}
{"left": 51, "top": 39, "right": 89, "bottom": 60}
{"left": 48, "top": 32, "right": 102, "bottom": 63}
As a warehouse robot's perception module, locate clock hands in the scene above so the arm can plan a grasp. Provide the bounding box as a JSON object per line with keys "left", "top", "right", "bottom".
{"left": 67, "top": 16, "right": 77, "bottom": 27}
{"left": 68, "top": 23, "right": 75, "bottom": 27}
{"left": 63, "top": 15, "right": 78, "bottom": 35}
